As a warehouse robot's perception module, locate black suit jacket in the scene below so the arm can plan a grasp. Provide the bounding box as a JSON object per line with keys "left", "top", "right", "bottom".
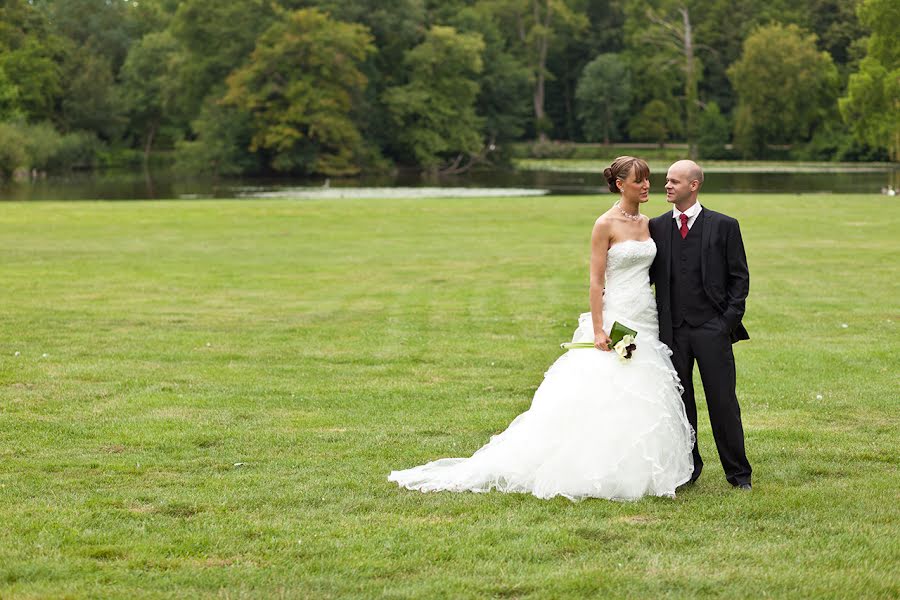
{"left": 649, "top": 207, "right": 750, "bottom": 347}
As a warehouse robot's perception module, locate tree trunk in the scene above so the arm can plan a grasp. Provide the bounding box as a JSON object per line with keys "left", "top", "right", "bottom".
{"left": 143, "top": 122, "right": 158, "bottom": 199}
{"left": 143, "top": 122, "right": 157, "bottom": 169}
{"left": 681, "top": 6, "right": 699, "bottom": 160}
{"left": 533, "top": 0, "right": 552, "bottom": 142}
{"left": 534, "top": 73, "right": 547, "bottom": 142}
{"left": 604, "top": 103, "right": 611, "bottom": 145}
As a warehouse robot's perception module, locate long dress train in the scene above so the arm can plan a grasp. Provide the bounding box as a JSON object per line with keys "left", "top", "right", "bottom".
{"left": 388, "top": 239, "right": 694, "bottom": 501}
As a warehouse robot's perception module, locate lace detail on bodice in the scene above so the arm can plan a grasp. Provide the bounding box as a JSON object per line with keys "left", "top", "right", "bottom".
{"left": 604, "top": 238, "right": 655, "bottom": 295}
{"left": 572, "top": 238, "right": 660, "bottom": 342}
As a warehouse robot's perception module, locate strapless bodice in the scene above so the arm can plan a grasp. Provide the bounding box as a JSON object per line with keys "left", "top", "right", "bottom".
{"left": 604, "top": 238, "right": 655, "bottom": 296}
{"left": 572, "top": 238, "right": 660, "bottom": 342}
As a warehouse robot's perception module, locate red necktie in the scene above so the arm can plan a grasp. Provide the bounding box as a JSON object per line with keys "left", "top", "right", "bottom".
{"left": 679, "top": 213, "right": 689, "bottom": 239}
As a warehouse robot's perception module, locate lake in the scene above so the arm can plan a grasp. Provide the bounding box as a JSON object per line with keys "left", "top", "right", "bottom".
{"left": 1, "top": 163, "right": 897, "bottom": 201}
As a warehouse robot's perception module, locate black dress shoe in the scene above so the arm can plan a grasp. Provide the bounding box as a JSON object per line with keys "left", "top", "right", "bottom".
{"left": 736, "top": 483, "right": 752, "bottom": 491}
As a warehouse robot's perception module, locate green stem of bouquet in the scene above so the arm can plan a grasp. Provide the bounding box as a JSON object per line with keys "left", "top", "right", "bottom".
{"left": 560, "top": 342, "right": 598, "bottom": 349}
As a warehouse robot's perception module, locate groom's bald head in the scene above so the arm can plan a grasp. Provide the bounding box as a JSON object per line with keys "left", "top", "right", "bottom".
{"left": 665, "top": 160, "right": 704, "bottom": 209}
{"left": 669, "top": 160, "right": 704, "bottom": 187}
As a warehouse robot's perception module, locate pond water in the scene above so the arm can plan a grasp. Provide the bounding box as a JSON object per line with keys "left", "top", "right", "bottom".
{"left": 1, "top": 165, "right": 897, "bottom": 201}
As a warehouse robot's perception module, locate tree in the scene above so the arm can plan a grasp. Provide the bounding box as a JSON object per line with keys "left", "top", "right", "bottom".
{"left": 839, "top": 0, "right": 899, "bottom": 161}
{"left": 0, "top": 122, "right": 28, "bottom": 179}
{"left": 728, "top": 23, "right": 839, "bottom": 158}
{"left": 169, "top": 0, "right": 278, "bottom": 122}
{"left": 670, "top": 0, "right": 863, "bottom": 129}
{"left": 175, "top": 97, "right": 261, "bottom": 175}
{"left": 628, "top": 99, "right": 682, "bottom": 146}
{"left": 0, "top": 0, "right": 65, "bottom": 122}
{"left": 576, "top": 53, "right": 631, "bottom": 144}
{"left": 806, "top": 0, "right": 866, "bottom": 78}
{"left": 0, "top": 67, "right": 21, "bottom": 121}
{"left": 40, "top": 0, "right": 139, "bottom": 75}
{"left": 58, "top": 46, "right": 122, "bottom": 139}
{"left": 146, "top": 0, "right": 281, "bottom": 171}
{"left": 696, "top": 101, "right": 732, "bottom": 159}
{"left": 118, "top": 31, "right": 181, "bottom": 165}
{"left": 310, "top": 0, "right": 426, "bottom": 156}
{"left": 481, "top": 0, "right": 588, "bottom": 141}
{"left": 223, "top": 8, "right": 375, "bottom": 175}
{"left": 624, "top": 1, "right": 702, "bottom": 158}
{"left": 384, "top": 26, "right": 486, "bottom": 171}
{"left": 447, "top": 7, "right": 532, "bottom": 149}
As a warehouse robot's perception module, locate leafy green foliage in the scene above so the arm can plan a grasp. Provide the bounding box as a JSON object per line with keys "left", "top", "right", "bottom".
{"left": 0, "top": 121, "right": 28, "bottom": 177}
{"left": 0, "top": 0, "right": 895, "bottom": 172}
{"left": 175, "top": 98, "right": 262, "bottom": 175}
{"left": 0, "top": 66, "right": 22, "bottom": 121}
{"left": 0, "top": 120, "right": 101, "bottom": 176}
{"left": 628, "top": 99, "right": 682, "bottom": 145}
{"left": 0, "top": 0, "right": 64, "bottom": 122}
{"left": 839, "top": 0, "right": 900, "bottom": 161}
{"left": 480, "top": 0, "right": 589, "bottom": 140}
{"left": 384, "top": 26, "right": 486, "bottom": 170}
{"left": 728, "top": 24, "right": 839, "bottom": 158}
{"left": 576, "top": 53, "right": 632, "bottom": 143}
{"left": 168, "top": 0, "right": 278, "bottom": 122}
{"left": 696, "top": 102, "right": 734, "bottom": 159}
{"left": 58, "top": 46, "right": 122, "bottom": 139}
{"left": 447, "top": 7, "right": 532, "bottom": 145}
{"left": 223, "top": 8, "right": 375, "bottom": 175}
{"left": 40, "top": 0, "right": 140, "bottom": 75}
{"left": 118, "top": 31, "right": 182, "bottom": 159}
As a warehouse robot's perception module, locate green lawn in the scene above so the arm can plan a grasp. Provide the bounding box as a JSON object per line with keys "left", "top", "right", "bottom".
{"left": 0, "top": 194, "right": 897, "bottom": 598}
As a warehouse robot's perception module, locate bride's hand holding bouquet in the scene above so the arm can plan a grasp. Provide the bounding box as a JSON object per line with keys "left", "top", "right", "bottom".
{"left": 594, "top": 331, "right": 612, "bottom": 351}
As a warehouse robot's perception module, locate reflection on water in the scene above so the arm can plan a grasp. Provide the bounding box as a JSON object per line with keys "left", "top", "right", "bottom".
{"left": 1, "top": 165, "right": 898, "bottom": 201}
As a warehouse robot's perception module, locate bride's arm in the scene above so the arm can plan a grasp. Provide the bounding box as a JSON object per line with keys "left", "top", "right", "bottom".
{"left": 590, "top": 218, "right": 613, "bottom": 351}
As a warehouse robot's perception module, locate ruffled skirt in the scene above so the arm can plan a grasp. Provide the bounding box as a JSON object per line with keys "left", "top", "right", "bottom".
{"left": 389, "top": 313, "right": 695, "bottom": 501}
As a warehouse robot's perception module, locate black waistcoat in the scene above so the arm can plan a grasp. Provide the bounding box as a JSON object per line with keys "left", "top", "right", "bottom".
{"left": 671, "top": 215, "right": 719, "bottom": 327}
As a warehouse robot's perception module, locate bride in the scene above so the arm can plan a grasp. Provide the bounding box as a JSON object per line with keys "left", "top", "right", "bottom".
{"left": 389, "top": 157, "right": 695, "bottom": 501}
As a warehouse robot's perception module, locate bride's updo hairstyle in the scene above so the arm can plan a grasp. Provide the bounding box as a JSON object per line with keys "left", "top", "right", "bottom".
{"left": 603, "top": 156, "right": 650, "bottom": 194}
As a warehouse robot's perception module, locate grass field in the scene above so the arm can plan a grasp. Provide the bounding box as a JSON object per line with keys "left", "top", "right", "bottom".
{"left": 0, "top": 194, "right": 897, "bottom": 598}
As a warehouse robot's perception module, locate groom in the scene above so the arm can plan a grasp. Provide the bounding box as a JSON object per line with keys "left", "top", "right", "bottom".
{"left": 649, "top": 160, "right": 753, "bottom": 490}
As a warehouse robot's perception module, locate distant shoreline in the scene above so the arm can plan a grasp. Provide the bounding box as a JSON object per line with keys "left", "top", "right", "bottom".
{"left": 514, "top": 159, "right": 899, "bottom": 174}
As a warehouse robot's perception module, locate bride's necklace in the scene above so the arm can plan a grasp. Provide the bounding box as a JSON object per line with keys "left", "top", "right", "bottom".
{"left": 615, "top": 202, "right": 641, "bottom": 222}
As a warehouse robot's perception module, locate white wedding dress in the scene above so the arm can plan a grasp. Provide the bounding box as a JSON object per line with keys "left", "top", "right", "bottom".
{"left": 389, "top": 239, "right": 695, "bottom": 501}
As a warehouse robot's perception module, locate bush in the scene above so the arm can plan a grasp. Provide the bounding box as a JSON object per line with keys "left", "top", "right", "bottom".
{"left": 523, "top": 140, "right": 577, "bottom": 159}
{"left": 23, "top": 122, "right": 65, "bottom": 170}
{"left": 0, "top": 121, "right": 28, "bottom": 178}
{"left": 508, "top": 141, "right": 689, "bottom": 162}
{"left": 628, "top": 100, "right": 682, "bottom": 146}
{"left": 792, "top": 122, "right": 891, "bottom": 162}
{"left": 0, "top": 121, "right": 103, "bottom": 175}
{"left": 51, "top": 132, "right": 104, "bottom": 170}
{"left": 697, "top": 103, "right": 737, "bottom": 160}
{"left": 175, "top": 100, "right": 262, "bottom": 176}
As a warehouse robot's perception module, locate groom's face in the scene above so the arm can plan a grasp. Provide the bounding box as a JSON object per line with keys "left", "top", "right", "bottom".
{"left": 665, "top": 167, "right": 698, "bottom": 205}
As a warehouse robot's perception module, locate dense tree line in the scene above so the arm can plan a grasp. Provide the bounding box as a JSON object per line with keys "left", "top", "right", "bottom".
{"left": 0, "top": 0, "right": 896, "bottom": 178}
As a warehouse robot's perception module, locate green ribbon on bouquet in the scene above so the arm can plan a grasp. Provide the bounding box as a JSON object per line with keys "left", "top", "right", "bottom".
{"left": 560, "top": 321, "right": 638, "bottom": 358}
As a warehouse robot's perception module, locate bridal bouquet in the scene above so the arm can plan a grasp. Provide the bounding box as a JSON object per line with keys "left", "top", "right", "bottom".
{"left": 561, "top": 321, "right": 638, "bottom": 360}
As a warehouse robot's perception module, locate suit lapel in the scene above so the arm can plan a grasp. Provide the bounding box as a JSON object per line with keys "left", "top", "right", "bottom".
{"left": 700, "top": 209, "right": 712, "bottom": 282}
{"left": 662, "top": 214, "right": 673, "bottom": 284}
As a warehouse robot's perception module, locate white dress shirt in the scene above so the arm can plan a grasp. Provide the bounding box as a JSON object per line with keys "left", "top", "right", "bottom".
{"left": 672, "top": 201, "right": 703, "bottom": 230}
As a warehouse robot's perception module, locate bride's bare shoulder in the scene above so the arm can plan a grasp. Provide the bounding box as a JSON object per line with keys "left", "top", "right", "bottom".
{"left": 591, "top": 213, "right": 614, "bottom": 245}
{"left": 593, "top": 210, "right": 616, "bottom": 229}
